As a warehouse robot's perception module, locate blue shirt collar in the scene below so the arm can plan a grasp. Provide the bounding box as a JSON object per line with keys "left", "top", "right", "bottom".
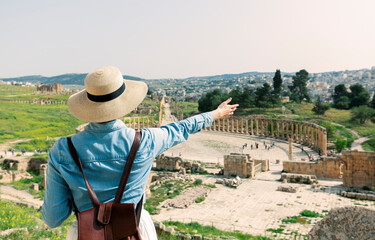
{"left": 85, "top": 119, "right": 126, "bottom": 132}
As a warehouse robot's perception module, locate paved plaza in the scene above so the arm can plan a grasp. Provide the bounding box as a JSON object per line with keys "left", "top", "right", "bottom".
{"left": 155, "top": 131, "right": 375, "bottom": 239}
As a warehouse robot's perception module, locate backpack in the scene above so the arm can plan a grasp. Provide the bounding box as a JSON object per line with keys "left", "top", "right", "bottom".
{"left": 67, "top": 131, "right": 143, "bottom": 240}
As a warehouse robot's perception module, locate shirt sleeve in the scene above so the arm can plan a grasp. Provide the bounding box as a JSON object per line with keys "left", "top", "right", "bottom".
{"left": 141, "top": 112, "right": 214, "bottom": 159}
{"left": 42, "top": 140, "right": 73, "bottom": 228}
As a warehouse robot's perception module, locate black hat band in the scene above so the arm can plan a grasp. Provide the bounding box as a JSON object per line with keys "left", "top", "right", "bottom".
{"left": 87, "top": 82, "right": 125, "bottom": 102}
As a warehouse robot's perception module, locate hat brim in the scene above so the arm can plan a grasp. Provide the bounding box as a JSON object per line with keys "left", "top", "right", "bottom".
{"left": 68, "top": 80, "right": 148, "bottom": 122}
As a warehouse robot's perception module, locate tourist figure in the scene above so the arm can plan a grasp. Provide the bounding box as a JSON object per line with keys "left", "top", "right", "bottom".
{"left": 11, "top": 148, "right": 15, "bottom": 156}
{"left": 21, "top": 149, "right": 26, "bottom": 156}
{"left": 42, "top": 66, "right": 239, "bottom": 240}
{"left": 251, "top": 144, "right": 253, "bottom": 150}
{"left": 4, "top": 150, "right": 6, "bottom": 156}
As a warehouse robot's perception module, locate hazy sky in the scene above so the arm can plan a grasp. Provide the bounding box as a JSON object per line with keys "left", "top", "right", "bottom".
{"left": 1, "top": 0, "right": 375, "bottom": 79}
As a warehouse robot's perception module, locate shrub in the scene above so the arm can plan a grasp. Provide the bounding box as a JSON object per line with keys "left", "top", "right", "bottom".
{"left": 195, "top": 196, "right": 205, "bottom": 203}
{"left": 300, "top": 210, "right": 321, "bottom": 218}
{"left": 193, "top": 179, "right": 202, "bottom": 186}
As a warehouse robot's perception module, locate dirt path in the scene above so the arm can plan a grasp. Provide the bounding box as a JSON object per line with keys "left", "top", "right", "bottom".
{"left": 0, "top": 185, "right": 42, "bottom": 209}
{"left": 351, "top": 136, "right": 371, "bottom": 151}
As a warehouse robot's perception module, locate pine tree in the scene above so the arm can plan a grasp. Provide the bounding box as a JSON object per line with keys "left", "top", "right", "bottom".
{"left": 312, "top": 96, "right": 330, "bottom": 115}
{"left": 289, "top": 69, "right": 311, "bottom": 103}
{"left": 273, "top": 69, "right": 282, "bottom": 94}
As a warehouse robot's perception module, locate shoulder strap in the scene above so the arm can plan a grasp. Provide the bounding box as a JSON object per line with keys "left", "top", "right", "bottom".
{"left": 114, "top": 131, "right": 142, "bottom": 203}
{"left": 67, "top": 137, "right": 100, "bottom": 208}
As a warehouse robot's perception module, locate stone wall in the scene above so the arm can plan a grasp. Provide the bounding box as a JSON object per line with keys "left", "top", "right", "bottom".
{"left": 283, "top": 151, "right": 375, "bottom": 188}
{"left": 204, "top": 116, "right": 327, "bottom": 155}
{"left": 224, "top": 153, "right": 269, "bottom": 178}
{"left": 154, "top": 154, "right": 200, "bottom": 173}
{"left": 283, "top": 157, "right": 342, "bottom": 179}
{"left": 341, "top": 151, "right": 375, "bottom": 188}
{"left": 2, "top": 158, "right": 47, "bottom": 172}
{"left": 0, "top": 170, "right": 32, "bottom": 183}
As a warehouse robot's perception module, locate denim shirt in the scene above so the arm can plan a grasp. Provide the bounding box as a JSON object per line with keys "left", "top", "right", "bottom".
{"left": 42, "top": 112, "right": 213, "bottom": 228}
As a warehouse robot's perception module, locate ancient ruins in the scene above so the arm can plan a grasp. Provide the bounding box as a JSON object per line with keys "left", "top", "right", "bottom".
{"left": 223, "top": 153, "right": 269, "bottom": 178}
{"left": 283, "top": 150, "right": 375, "bottom": 188}
{"left": 203, "top": 117, "right": 327, "bottom": 155}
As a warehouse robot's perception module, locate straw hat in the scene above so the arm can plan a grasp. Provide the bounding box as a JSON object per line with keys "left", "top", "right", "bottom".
{"left": 68, "top": 66, "right": 147, "bottom": 122}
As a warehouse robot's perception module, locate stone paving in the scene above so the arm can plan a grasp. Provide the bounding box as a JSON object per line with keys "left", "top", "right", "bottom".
{"left": 155, "top": 131, "right": 374, "bottom": 239}
{"left": 153, "top": 170, "right": 375, "bottom": 239}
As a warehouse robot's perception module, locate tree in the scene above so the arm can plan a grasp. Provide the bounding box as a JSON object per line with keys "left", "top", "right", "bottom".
{"left": 370, "top": 93, "right": 375, "bottom": 109}
{"left": 273, "top": 69, "right": 282, "bottom": 94}
{"left": 351, "top": 105, "right": 375, "bottom": 124}
{"left": 255, "top": 83, "right": 272, "bottom": 108}
{"left": 349, "top": 84, "right": 370, "bottom": 108}
{"left": 312, "top": 97, "right": 330, "bottom": 115}
{"left": 241, "top": 87, "right": 255, "bottom": 108}
{"left": 334, "top": 138, "right": 347, "bottom": 153}
{"left": 289, "top": 69, "right": 311, "bottom": 103}
{"left": 332, "top": 84, "right": 349, "bottom": 109}
{"left": 198, "top": 89, "right": 227, "bottom": 112}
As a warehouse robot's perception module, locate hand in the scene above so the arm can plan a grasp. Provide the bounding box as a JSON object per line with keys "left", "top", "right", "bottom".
{"left": 212, "top": 98, "right": 239, "bottom": 120}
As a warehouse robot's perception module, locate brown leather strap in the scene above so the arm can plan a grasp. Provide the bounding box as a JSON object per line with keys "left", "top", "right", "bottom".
{"left": 67, "top": 137, "right": 100, "bottom": 208}
{"left": 135, "top": 195, "right": 143, "bottom": 226}
{"left": 114, "top": 131, "right": 142, "bottom": 203}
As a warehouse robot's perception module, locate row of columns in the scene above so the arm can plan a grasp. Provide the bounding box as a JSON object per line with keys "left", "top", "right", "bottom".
{"left": 204, "top": 118, "right": 327, "bottom": 155}
{"left": 0, "top": 99, "right": 67, "bottom": 105}
{"left": 123, "top": 117, "right": 156, "bottom": 130}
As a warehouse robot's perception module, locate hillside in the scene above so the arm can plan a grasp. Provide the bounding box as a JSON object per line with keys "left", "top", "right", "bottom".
{"left": 2, "top": 73, "right": 144, "bottom": 85}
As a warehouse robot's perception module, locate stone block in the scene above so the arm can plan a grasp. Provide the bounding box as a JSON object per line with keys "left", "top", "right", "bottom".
{"left": 277, "top": 185, "right": 297, "bottom": 193}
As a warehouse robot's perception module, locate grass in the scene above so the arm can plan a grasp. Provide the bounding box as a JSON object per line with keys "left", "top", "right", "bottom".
{"left": 0, "top": 199, "right": 76, "bottom": 240}
{"left": 0, "top": 101, "right": 83, "bottom": 143}
{"left": 281, "top": 209, "right": 324, "bottom": 225}
{"left": 145, "top": 179, "right": 194, "bottom": 215}
{"left": 266, "top": 228, "right": 284, "bottom": 233}
{"left": 163, "top": 221, "right": 272, "bottom": 240}
{"left": 11, "top": 139, "right": 56, "bottom": 152}
{"left": 362, "top": 137, "right": 375, "bottom": 151}
{"left": 195, "top": 196, "right": 205, "bottom": 203}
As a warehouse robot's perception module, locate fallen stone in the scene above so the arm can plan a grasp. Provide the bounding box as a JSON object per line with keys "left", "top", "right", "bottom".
{"left": 308, "top": 206, "right": 375, "bottom": 240}
{"left": 277, "top": 185, "right": 297, "bottom": 193}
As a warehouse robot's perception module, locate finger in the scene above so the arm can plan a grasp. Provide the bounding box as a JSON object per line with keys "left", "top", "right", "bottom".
{"left": 224, "top": 98, "right": 232, "bottom": 104}
{"left": 228, "top": 104, "right": 239, "bottom": 108}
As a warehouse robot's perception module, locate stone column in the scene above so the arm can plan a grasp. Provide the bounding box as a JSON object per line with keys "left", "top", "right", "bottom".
{"left": 147, "top": 118, "right": 150, "bottom": 128}
{"left": 288, "top": 138, "right": 293, "bottom": 161}
{"left": 246, "top": 119, "right": 249, "bottom": 134}
{"left": 240, "top": 119, "right": 244, "bottom": 133}
{"left": 291, "top": 122, "right": 294, "bottom": 140}
{"left": 132, "top": 118, "right": 136, "bottom": 129}
{"left": 295, "top": 123, "right": 299, "bottom": 142}
{"left": 256, "top": 119, "right": 259, "bottom": 135}
{"left": 271, "top": 120, "right": 274, "bottom": 137}
{"left": 276, "top": 121, "right": 280, "bottom": 138}
{"left": 322, "top": 130, "right": 327, "bottom": 155}
{"left": 40, "top": 164, "right": 48, "bottom": 188}
{"left": 231, "top": 119, "right": 234, "bottom": 132}
{"left": 250, "top": 118, "right": 254, "bottom": 135}
{"left": 236, "top": 119, "right": 239, "bottom": 133}
{"left": 303, "top": 124, "right": 307, "bottom": 144}
{"left": 281, "top": 121, "right": 285, "bottom": 139}
{"left": 299, "top": 123, "right": 303, "bottom": 144}
{"left": 260, "top": 120, "right": 264, "bottom": 136}
{"left": 265, "top": 120, "right": 269, "bottom": 136}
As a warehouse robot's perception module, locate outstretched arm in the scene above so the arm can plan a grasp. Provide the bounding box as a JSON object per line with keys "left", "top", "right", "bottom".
{"left": 141, "top": 98, "right": 239, "bottom": 159}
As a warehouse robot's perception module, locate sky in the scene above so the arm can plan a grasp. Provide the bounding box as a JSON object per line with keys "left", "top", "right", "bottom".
{"left": 1, "top": 0, "right": 375, "bottom": 79}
